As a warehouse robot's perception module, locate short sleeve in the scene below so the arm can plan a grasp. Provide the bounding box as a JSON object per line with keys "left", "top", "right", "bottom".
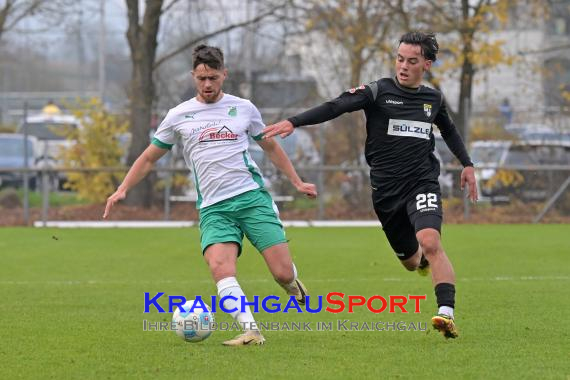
{"left": 247, "top": 102, "right": 265, "bottom": 141}
{"left": 152, "top": 110, "right": 177, "bottom": 150}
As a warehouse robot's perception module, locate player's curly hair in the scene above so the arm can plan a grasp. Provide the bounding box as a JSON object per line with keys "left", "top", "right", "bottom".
{"left": 399, "top": 31, "right": 439, "bottom": 62}
{"left": 192, "top": 44, "right": 224, "bottom": 70}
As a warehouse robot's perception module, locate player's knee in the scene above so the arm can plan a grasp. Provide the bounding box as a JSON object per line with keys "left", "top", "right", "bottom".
{"left": 419, "top": 235, "right": 440, "bottom": 257}
{"left": 207, "top": 258, "right": 234, "bottom": 279}
{"left": 272, "top": 265, "right": 295, "bottom": 285}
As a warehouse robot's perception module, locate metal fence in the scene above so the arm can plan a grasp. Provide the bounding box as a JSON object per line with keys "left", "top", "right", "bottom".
{"left": 0, "top": 164, "right": 568, "bottom": 226}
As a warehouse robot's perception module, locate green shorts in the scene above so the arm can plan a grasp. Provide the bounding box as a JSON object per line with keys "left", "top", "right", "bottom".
{"left": 198, "top": 188, "right": 287, "bottom": 255}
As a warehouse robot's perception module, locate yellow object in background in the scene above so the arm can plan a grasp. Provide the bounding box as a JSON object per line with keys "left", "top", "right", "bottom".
{"left": 42, "top": 101, "right": 61, "bottom": 115}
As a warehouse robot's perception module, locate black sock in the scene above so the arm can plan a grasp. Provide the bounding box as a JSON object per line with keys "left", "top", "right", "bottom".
{"left": 434, "top": 283, "right": 455, "bottom": 308}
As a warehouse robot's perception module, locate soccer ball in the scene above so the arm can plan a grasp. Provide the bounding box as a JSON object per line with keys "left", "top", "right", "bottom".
{"left": 172, "top": 300, "right": 215, "bottom": 342}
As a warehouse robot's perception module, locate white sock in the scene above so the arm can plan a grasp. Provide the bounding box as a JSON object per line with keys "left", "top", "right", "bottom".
{"left": 438, "top": 306, "right": 454, "bottom": 319}
{"left": 216, "top": 277, "right": 258, "bottom": 331}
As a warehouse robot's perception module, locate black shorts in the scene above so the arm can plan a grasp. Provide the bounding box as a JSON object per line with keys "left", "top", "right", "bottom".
{"left": 372, "top": 182, "right": 443, "bottom": 260}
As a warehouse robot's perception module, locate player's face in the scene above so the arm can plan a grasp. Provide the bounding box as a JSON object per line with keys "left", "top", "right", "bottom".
{"left": 192, "top": 64, "right": 227, "bottom": 103}
{"left": 395, "top": 43, "right": 432, "bottom": 88}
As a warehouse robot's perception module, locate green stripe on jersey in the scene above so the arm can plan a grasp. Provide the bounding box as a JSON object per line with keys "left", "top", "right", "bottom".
{"left": 252, "top": 133, "right": 264, "bottom": 141}
{"left": 191, "top": 160, "right": 202, "bottom": 208}
{"left": 151, "top": 137, "right": 173, "bottom": 150}
{"left": 242, "top": 151, "right": 264, "bottom": 188}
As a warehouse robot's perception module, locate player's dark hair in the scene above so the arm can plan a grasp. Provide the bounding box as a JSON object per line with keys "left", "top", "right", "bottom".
{"left": 192, "top": 44, "right": 224, "bottom": 70}
{"left": 399, "top": 31, "right": 439, "bottom": 62}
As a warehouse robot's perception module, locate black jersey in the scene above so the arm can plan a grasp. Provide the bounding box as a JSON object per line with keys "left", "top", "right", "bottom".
{"left": 288, "top": 78, "right": 473, "bottom": 200}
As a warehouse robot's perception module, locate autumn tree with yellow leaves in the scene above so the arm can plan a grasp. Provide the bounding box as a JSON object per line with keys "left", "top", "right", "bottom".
{"left": 58, "top": 99, "right": 129, "bottom": 203}
{"left": 299, "top": 0, "right": 526, "bottom": 142}
{"left": 408, "top": 0, "right": 520, "bottom": 138}
{"left": 296, "top": 0, "right": 403, "bottom": 163}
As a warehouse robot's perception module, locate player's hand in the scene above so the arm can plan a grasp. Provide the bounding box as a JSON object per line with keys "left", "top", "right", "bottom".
{"left": 294, "top": 182, "right": 317, "bottom": 199}
{"left": 103, "top": 188, "right": 127, "bottom": 219}
{"left": 460, "top": 166, "right": 478, "bottom": 203}
{"left": 262, "top": 120, "right": 295, "bottom": 139}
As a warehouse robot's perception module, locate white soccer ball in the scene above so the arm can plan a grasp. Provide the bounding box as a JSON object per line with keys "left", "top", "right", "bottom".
{"left": 172, "top": 300, "right": 215, "bottom": 342}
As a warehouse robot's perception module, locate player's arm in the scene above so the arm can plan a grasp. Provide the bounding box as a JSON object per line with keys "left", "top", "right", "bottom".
{"left": 256, "top": 138, "right": 317, "bottom": 198}
{"left": 263, "top": 85, "right": 374, "bottom": 139}
{"left": 434, "top": 99, "right": 478, "bottom": 202}
{"left": 103, "top": 144, "right": 169, "bottom": 218}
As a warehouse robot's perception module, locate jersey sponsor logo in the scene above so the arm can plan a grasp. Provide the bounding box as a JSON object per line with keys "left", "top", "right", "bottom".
{"left": 423, "top": 104, "right": 432, "bottom": 117}
{"left": 387, "top": 119, "right": 432, "bottom": 140}
{"left": 348, "top": 84, "right": 366, "bottom": 93}
{"left": 385, "top": 99, "right": 404, "bottom": 105}
{"left": 198, "top": 126, "right": 238, "bottom": 143}
{"left": 190, "top": 120, "right": 223, "bottom": 135}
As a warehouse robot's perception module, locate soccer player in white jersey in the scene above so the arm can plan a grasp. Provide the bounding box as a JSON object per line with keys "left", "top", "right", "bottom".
{"left": 104, "top": 45, "right": 317, "bottom": 346}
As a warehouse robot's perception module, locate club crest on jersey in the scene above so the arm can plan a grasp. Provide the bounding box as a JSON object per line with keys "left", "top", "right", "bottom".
{"left": 199, "top": 126, "right": 238, "bottom": 143}
{"left": 348, "top": 84, "right": 366, "bottom": 94}
{"left": 228, "top": 106, "right": 237, "bottom": 117}
{"left": 423, "top": 104, "right": 432, "bottom": 117}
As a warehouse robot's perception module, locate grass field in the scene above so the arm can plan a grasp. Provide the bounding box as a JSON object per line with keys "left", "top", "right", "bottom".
{"left": 1, "top": 225, "right": 568, "bottom": 379}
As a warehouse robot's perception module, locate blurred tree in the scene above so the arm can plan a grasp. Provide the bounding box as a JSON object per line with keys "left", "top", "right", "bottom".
{"left": 406, "top": 0, "right": 518, "bottom": 139}
{"left": 0, "top": 0, "right": 43, "bottom": 40}
{"left": 295, "top": 0, "right": 402, "bottom": 164}
{"left": 124, "top": 0, "right": 285, "bottom": 207}
{"left": 0, "top": 0, "right": 69, "bottom": 41}
{"left": 302, "top": 0, "right": 398, "bottom": 95}
{"left": 124, "top": 0, "right": 163, "bottom": 208}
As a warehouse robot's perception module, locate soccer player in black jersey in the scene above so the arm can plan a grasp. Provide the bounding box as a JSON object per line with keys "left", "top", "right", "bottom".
{"left": 263, "top": 31, "right": 478, "bottom": 339}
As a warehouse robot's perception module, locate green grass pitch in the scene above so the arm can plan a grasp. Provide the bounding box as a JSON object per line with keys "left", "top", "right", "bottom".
{"left": 0, "top": 225, "right": 568, "bottom": 379}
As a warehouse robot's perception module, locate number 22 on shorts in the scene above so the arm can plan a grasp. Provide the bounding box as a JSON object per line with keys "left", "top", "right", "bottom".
{"left": 416, "top": 193, "right": 438, "bottom": 210}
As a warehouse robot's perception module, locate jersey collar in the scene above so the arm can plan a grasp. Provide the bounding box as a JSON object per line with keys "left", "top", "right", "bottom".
{"left": 392, "top": 77, "right": 423, "bottom": 94}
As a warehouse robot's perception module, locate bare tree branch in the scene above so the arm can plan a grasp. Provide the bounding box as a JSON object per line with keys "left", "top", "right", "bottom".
{"left": 0, "top": 1, "right": 15, "bottom": 37}
{"left": 5, "top": 2, "right": 42, "bottom": 30}
{"left": 161, "top": 0, "right": 183, "bottom": 15}
{"left": 424, "top": 0, "right": 457, "bottom": 25}
{"left": 0, "top": 0, "right": 45, "bottom": 39}
{"left": 153, "top": 3, "right": 286, "bottom": 70}
{"left": 0, "top": 0, "right": 75, "bottom": 40}
{"left": 519, "top": 43, "right": 570, "bottom": 55}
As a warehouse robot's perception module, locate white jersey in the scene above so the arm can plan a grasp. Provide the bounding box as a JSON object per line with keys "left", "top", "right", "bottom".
{"left": 153, "top": 94, "right": 266, "bottom": 209}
